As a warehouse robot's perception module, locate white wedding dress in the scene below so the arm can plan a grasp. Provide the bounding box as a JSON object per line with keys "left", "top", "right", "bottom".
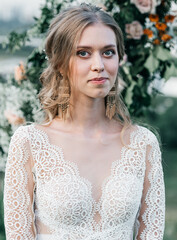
{"left": 4, "top": 124, "right": 165, "bottom": 239}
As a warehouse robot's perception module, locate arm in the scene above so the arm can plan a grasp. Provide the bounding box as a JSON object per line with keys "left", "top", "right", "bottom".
{"left": 4, "top": 126, "right": 36, "bottom": 240}
{"left": 135, "top": 134, "right": 165, "bottom": 239}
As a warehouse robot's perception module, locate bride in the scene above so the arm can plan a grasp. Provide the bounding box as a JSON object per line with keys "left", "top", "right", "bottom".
{"left": 4, "top": 3, "right": 165, "bottom": 240}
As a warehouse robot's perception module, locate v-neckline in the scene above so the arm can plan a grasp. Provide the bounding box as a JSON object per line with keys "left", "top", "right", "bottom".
{"left": 31, "top": 124, "right": 137, "bottom": 209}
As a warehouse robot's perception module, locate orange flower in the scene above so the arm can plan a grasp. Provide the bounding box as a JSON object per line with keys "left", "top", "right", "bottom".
{"left": 158, "top": 30, "right": 165, "bottom": 37}
{"left": 149, "top": 14, "right": 159, "bottom": 22}
{"left": 14, "top": 62, "right": 26, "bottom": 84}
{"left": 161, "top": 34, "right": 172, "bottom": 42}
{"left": 153, "top": 39, "right": 161, "bottom": 45}
{"left": 155, "top": 22, "right": 167, "bottom": 31}
{"left": 144, "top": 29, "right": 153, "bottom": 38}
{"left": 4, "top": 110, "right": 26, "bottom": 125}
{"left": 165, "top": 15, "right": 176, "bottom": 23}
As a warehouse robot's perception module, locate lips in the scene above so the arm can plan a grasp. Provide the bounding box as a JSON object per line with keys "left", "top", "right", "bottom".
{"left": 89, "top": 77, "right": 108, "bottom": 82}
{"left": 88, "top": 77, "right": 108, "bottom": 85}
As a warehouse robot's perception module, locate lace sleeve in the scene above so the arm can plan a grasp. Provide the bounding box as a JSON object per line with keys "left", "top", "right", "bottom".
{"left": 135, "top": 133, "right": 165, "bottom": 240}
{"left": 4, "top": 126, "right": 36, "bottom": 240}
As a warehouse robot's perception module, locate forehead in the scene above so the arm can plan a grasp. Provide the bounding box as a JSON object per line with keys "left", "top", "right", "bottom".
{"left": 78, "top": 23, "right": 117, "bottom": 47}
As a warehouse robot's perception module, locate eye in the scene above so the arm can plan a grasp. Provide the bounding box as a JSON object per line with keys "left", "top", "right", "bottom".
{"left": 77, "top": 50, "right": 90, "bottom": 58}
{"left": 103, "top": 50, "right": 116, "bottom": 57}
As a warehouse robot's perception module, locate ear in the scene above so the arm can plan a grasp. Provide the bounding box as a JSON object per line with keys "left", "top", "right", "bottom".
{"left": 59, "top": 69, "right": 63, "bottom": 75}
{"left": 58, "top": 66, "right": 64, "bottom": 78}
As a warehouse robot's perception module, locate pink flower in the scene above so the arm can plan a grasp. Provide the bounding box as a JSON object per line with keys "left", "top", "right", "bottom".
{"left": 118, "top": 77, "right": 127, "bottom": 93}
{"left": 4, "top": 110, "right": 25, "bottom": 125}
{"left": 119, "top": 54, "right": 128, "bottom": 66}
{"left": 125, "top": 21, "right": 143, "bottom": 40}
{"left": 131, "top": 0, "right": 160, "bottom": 13}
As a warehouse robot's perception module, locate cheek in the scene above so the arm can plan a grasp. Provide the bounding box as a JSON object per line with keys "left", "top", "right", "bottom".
{"left": 107, "top": 61, "right": 119, "bottom": 76}
{"left": 73, "top": 59, "right": 89, "bottom": 78}
{"left": 68, "top": 60, "right": 87, "bottom": 91}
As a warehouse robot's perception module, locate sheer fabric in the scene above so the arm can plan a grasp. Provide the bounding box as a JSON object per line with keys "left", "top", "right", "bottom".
{"left": 4, "top": 124, "right": 165, "bottom": 239}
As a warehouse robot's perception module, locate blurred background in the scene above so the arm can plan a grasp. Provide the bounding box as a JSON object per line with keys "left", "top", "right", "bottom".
{"left": 0, "top": 0, "right": 177, "bottom": 239}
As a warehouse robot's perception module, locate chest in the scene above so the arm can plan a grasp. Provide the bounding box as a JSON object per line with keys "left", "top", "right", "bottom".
{"left": 32, "top": 140, "right": 146, "bottom": 225}
{"left": 31, "top": 126, "right": 147, "bottom": 231}
{"left": 32, "top": 131, "right": 145, "bottom": 200}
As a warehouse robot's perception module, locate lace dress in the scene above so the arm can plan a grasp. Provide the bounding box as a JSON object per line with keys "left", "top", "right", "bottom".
{"left": 4, "top": 124, "right": 165, "bottom": 240}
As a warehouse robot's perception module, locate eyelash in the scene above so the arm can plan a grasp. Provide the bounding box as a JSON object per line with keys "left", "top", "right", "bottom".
{"left": 76, "top": 49, "right": 116, "bottom": 58}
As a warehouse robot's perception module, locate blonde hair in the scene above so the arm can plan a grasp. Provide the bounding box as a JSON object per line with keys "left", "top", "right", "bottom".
{"left": 38, "top": 3, "right": 132, "bottom": 130}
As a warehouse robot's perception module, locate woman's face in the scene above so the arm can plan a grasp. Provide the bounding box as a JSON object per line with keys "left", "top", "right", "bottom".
{"left": 69, "top": 23, "right": 119, "bottom": 100}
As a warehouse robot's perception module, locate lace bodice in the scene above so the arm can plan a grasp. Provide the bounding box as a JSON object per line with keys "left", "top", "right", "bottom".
{"left": 4, "top": 124, "right": 165, "bottom": 239}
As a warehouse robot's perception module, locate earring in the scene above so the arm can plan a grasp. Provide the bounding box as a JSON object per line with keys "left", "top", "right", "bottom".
{"left": 58, "top": 101, "right": 70, "bottom": 120}
{"left": 106, "top": 84, "right": 116, "bottom": 120}
{"left": 58, "top": 82, "right": 70, "bottom": 120}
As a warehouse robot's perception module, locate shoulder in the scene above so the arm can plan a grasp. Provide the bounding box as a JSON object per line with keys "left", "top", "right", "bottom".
{"left": 10, "top": 124, "right": 35, "bottom": 145}
{"left": 128, "top": 124, "right": 161, "bottom": 148}
{"left": 136, "top": 125, "right": 160, "bottom": 144}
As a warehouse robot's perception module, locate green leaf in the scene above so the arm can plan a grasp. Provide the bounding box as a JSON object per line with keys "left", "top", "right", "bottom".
{"left": 144, "top": 53, "right": 159, "bottom": 72}
{"left": 124, "top": 81, "right": 136, "bottom": 106}
{"left": 154, "top": 46, "right": 173, "bottom": 62}
{"left": 164, "top": 63, "right": 177, "bottom": 80}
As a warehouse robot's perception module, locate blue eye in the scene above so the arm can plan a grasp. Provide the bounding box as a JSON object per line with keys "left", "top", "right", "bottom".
{"left": 103, "top": 50, "right": 115, "bottom": 57}
{"left": 77, "top": 51, "right": 89, "bottom": 57}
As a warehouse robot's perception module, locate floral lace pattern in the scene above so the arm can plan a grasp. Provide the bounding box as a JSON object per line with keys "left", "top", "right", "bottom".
{"left": 4, "top": 127, "right": 35, "bottom": 239}
{"left": 4, "top": 124, "right": 165, "bottom": 239}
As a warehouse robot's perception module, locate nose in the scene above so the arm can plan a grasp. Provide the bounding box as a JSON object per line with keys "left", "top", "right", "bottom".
{"left": 90, "top": 53, "right": 104, "bottom": 73}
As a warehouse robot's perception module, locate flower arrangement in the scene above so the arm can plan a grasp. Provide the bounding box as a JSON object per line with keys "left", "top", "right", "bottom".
{"left": 105, "top": 0, "right": 177, "bottom": 114}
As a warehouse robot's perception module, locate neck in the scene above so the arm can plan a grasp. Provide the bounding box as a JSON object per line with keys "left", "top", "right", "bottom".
{"left": 55, "top": 94, "right": 114, "bottom": 136}
{"left": 69, "top": 95, "right": 108, "bottom": 132}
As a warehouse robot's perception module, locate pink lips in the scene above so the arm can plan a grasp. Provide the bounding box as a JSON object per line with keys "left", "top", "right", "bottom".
{"left": 89, "top": 77, "right": 108, "bottom": 84}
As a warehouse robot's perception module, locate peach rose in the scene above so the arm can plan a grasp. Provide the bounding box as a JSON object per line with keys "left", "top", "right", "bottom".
{"left": 97, "top": 3, "right": 107, "bottom": 11}
{"left": 131, "top": 0, "right": 160, "bottom": 13}
{"left": 118, "top": 77, "right": 127, "bottom": 93}
{"left": 119, "top": 54, "right": 128, "bottom": 66}
{"left": 125, "top": 21, "right": 143, "bottom": 39}
{"left": 14, "top": 62, "right": 26, "bottom": 84}
{"left": 4, "top": 110, "right": 25, "bottom": 125}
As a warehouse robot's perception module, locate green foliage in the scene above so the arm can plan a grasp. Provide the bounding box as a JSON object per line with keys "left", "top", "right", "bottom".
{"left": 6, "top": 31, "right": 30, "bottom": 52}
{"left": 26, "top": 48, "right": 47, "bottom": 91}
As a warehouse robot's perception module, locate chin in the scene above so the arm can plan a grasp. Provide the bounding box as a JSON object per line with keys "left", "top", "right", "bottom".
{"left": 90, "top": 92, "right": 108, "bottom": 99}
{"left": 96, "top": 90, "right": 109, "bottom": 98}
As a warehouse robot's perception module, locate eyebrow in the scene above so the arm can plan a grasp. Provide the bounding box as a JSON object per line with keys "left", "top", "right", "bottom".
{"left": 77, "top": 44, "right": 116, "bottom": 49}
